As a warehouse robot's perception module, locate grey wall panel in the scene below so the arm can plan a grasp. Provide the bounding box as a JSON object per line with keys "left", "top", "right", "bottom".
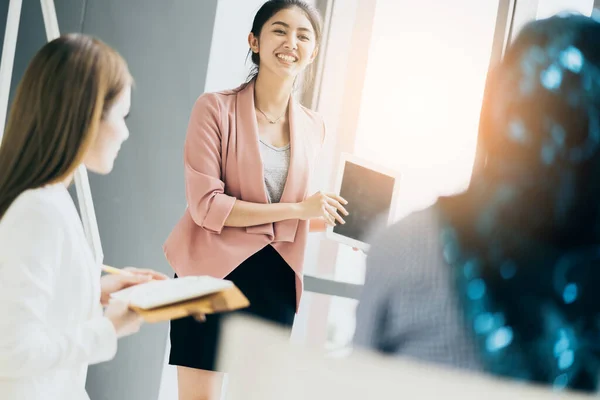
{"left": 0, "top": 0, "right": 8, "bottom": 61}
{"left": 4, "top": 1, "right": 84, "bottom": 204}
{"left": 80, "top": 1, "right": 218, "bottom": 399}
{"left": 5, "top": 0, "right": 84, "bottom": 112}
{"left": 54, "top": 0, "right": 88, "bottom": 32}
{"left": 7, "top": 0, "right": 45, "bottom": 109}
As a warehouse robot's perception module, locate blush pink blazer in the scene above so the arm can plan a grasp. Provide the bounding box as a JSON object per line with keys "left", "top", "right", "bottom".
{"left": 163, "top": 80, "right": 325, "bottom": 310}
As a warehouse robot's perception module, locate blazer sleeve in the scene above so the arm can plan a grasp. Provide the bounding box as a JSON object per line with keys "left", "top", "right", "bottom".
{"left": 184, "top": 94, "right": 237, "bottom": 234}
{"left": 0, "top": 205, "right": 117, "bottom": 378}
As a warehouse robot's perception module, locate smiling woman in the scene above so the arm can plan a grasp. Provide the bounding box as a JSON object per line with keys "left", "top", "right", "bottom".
{"left": 245, "top": 0, "right": 323, "bottom": 94}
{"left": 162, "top": 1, "right": 350, "bottom": 399}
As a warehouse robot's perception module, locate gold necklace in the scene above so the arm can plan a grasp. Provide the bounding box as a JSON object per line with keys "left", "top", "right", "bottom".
{"left": 255, "top": 106, "right": 286, "bottom": 124}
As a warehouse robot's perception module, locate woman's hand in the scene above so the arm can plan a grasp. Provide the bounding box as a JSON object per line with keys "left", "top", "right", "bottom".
{"left": 192, "top": 313, "right": 206, "bottom": 322}
{"left": 299, "top": 192, "right": 349, "bottom": 226}
{"left": 100, "top": 266, "right": 169, "bottom": 306}
{"left": 121, "top": 267, "right": 169, "bottom": 281}
{"left": 104, "top": 301, "right": 144, "bottom": 338}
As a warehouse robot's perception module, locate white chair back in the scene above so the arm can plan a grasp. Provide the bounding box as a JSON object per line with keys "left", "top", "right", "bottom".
{"left": 217, "top": 315, "right": 591, "bottom": 400}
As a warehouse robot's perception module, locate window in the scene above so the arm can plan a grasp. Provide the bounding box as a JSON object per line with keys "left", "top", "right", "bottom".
{"left": 297, "top": 0, "right": 506, "bottom": 351}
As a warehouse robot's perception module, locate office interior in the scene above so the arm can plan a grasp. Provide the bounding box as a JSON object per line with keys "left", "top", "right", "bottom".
{"left": 2, "top": 0, "right": 600, "bottom": 399}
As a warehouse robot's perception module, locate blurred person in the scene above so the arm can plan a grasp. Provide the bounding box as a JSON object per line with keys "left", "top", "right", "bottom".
{"left": 355, "top": 13, "right": 600, "bottom": 392}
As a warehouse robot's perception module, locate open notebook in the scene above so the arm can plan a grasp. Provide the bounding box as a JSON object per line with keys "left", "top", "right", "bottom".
{"left": 110, "top": 276, "right": 234, "bottom": 310}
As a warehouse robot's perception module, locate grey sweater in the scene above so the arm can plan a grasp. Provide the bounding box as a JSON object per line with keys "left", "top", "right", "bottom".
{"left": 353, "top": 207, "right": 483, "bottom": 372}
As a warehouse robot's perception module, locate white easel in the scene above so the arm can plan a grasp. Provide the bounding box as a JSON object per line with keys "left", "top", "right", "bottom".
{"left": 0, "top": 0, "right": 103, "bottom": 265}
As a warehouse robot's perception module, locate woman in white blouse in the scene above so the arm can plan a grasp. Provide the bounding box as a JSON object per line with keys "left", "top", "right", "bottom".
{"left": 0, "top": 34, "right": 166, "bottom": 399}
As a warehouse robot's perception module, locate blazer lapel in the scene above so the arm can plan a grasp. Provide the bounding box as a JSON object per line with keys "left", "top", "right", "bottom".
{"left": 236, "top": 81, "right": 274, "bottom": 238}
{"left": 273, "top": 97, "right": 309, "bottom": 243}
{"left": 235, "top": 82, "right": 309, "bottom": 243}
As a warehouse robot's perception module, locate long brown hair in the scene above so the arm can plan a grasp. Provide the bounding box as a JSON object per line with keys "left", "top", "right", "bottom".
{"left": 0, "top": 33, "right": 132, "bottom": 219}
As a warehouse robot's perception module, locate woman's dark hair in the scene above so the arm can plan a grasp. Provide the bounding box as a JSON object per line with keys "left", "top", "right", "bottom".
{"left": 245, "top": 0, "right": 322, "bottom": 90}
{"left": 439, "top": 14, "right": 600, "bottom": 391}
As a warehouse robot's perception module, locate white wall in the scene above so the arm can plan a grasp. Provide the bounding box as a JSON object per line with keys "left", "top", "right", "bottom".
{"left": 536, "top": 0, "right": 594, "bottom": 19}
{"left": 354, "top": 0, "right": 500, "bottom": 218}
{"left": 203, "top": 0, "right": 265, "bottom": 92}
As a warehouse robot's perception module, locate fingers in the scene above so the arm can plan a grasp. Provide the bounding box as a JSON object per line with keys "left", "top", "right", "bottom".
{"left": 318, "top": 194, "right": 336, "bottom": 226}
{"left": 324, "top": 196, "right": 349, "bottom": 216}
{"left": 114, "top": 274, "right": 151, "bottom": 292}
{"left": 321, "top": 204, "right": 336, "bottom": 226}
{"left": 325, "top": 204, "right": 345, "bottom": 225}
{"left": 108, "top": 299, "right": 129, "bottom": 311}
{"left": 100, "top": 274, "right": 150, "bottom": 298}
{"left": 120, "top": 274, "right": 152, "bottom": 286}
{"left": 133, "top": 314, "right": 144, "bottom": 328}
{"left": 123, "top": 267, "right": 169, "bottom": 280}
{"left": 326, "top": 193, "right": 348, "bottom": 206}
{"left": 125, "top": 310, "right": 144, "bottom": 334}
{"left": 313, "top": 191, "right": 349, "bottom": 226}
{"left": 192, "top": 313, "right": 206, "bottom": 322}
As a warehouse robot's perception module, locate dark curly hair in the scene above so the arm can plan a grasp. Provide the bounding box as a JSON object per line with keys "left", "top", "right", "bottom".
{"left": 439, "top": 14, "right": 600, "bottom": 392}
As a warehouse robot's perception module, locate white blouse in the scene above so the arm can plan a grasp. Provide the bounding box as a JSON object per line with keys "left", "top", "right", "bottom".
{"left": 0, "top": 184, "right": 117, "bottom": 400}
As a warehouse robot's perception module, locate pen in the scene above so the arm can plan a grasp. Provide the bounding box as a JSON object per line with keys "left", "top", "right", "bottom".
{"left": 102, "top": 265, "right": 134, "bottom": 276}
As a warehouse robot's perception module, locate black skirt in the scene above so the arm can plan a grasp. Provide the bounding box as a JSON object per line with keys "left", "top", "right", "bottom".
{"left": 168, "top": 245, "right": 296, "bottom": 371}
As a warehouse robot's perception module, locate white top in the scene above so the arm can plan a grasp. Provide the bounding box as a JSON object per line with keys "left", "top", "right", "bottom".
{"left": 259, "top": 139, "right": 290, "bottom": 203}
{"left": 0, "top": 184, "right": 117, "bottom": 400}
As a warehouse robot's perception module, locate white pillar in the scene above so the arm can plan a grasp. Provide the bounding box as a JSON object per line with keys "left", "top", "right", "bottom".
{"left": 203, "top": 0, "right": 266, "bottom": 93}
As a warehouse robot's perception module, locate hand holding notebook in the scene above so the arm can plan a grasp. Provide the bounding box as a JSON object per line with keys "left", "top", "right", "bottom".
{"left": 108, "top": 275, "right": 250, "bottom": 323}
